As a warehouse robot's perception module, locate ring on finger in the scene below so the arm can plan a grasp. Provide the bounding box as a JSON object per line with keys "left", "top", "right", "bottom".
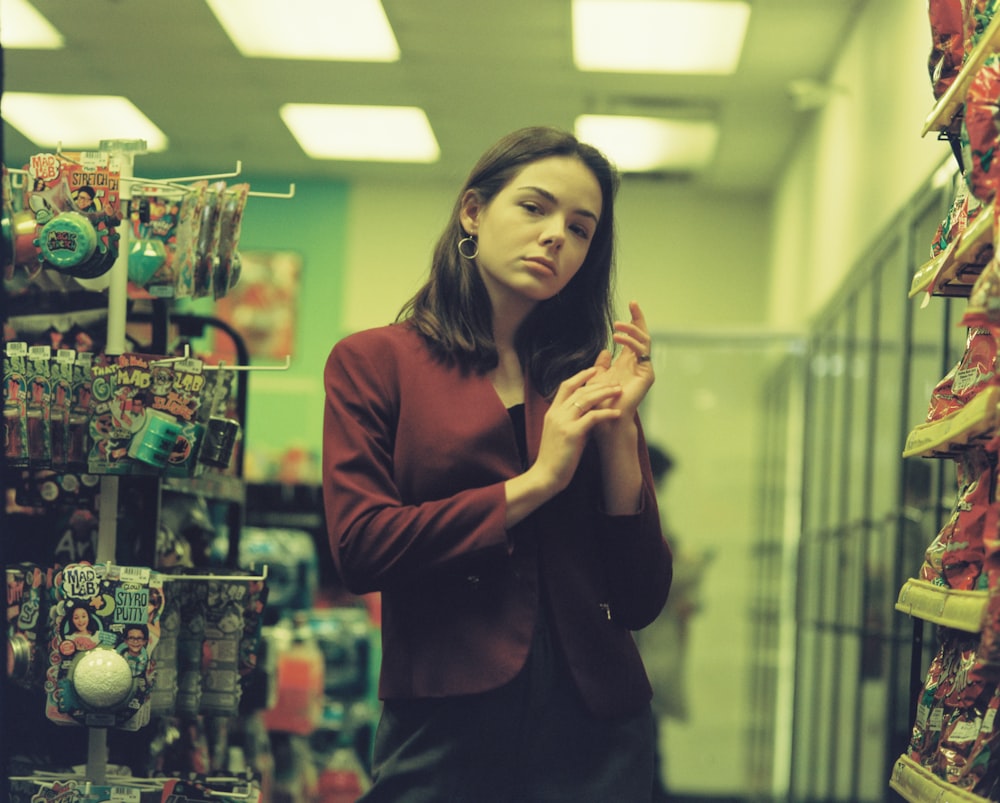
{"left": 637, "top": 353, "right": 652, "bottom": 363}
{"left": 572, "top": 401, "right": 585, "bottom": 411}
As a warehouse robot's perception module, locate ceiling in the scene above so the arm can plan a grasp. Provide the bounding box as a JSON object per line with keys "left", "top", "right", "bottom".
{"left": 2, "top": 0, "right": 867, "bottom": 196}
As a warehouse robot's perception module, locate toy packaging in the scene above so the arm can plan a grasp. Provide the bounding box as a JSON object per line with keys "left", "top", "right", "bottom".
{"left": 26, "top": 345, "right": 53, "bottom": 469}
{"left": 44, "top": 561, "right": 165, "bottom": 730}
{"left": 49, "top": 349, "right": 75, "bottom": 472}
{"left": 6, "top": 562, "right": 49, "bottom": 689}
{"left": 23, "top": 151, "right": 123, "bottom": 280}
{"left": 68, "top": 349, "right": 93, "bottom": 472}
{"left": 87, "top": 353, "right": 209, "bottom": 476}
{"left": 4, "top": 342, "right": 30, "bottom": 469}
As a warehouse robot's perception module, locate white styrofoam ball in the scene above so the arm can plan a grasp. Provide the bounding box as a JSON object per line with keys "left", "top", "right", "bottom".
{"left": 72, "top": 649, "right": 134, "bottom": 709}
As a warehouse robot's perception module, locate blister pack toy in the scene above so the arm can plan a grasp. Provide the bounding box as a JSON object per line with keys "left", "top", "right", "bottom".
{"left": 87, "top": 353, "right": 209, "bottom": 476}
{"left": 25, "top": 345, "right": 53, "bottom": 469}
{"left": 67, "top": 350, "right": 94, "bottom": 472}
{"left": 192, "top": 182, "right": 225, "bottom": 298}
{"left": 214, "top": 182, "right": 249, "bottom": 300}
{"left": 23, "top": 152, "right": 123, "bottom": 280}
{"left": 172, "top": 181, "right": 208, "bottom": 299}
{"left": 4, "top": 342, "right": 30, "bottom": 469}
{"left": 49, "top": 349, "right": 75, "bottom": 472}
{"left": 44, "top": 561, "right": 165, "bottom": 730}
{"left": 6, "top": 562, "right": 49, "bottom": 689}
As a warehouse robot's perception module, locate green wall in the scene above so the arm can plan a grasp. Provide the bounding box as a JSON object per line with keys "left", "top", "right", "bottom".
{"left": 225, "top": 177, "right": 349, "bottom": 481}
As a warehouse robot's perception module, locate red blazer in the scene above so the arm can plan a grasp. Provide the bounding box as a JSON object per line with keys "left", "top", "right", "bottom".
{"left": 322, "top": 323, "right": 673, "bottom": 718}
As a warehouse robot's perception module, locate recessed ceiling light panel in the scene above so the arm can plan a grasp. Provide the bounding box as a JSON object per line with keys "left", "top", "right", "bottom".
{"left": 3, "top": 93, "right": 169, "bottom": 153}
{"left": 206, "top": 0, "right": 400, "bottom": 61}
{"left": 281, "top": 104, "right": 439, "bottom": 163}
{"left": 575, "top": 114, "right": 719, "bottom": 172}
{"left": 0, "top": 0, "right": 64, "bottom": 49}
{"left": 573, "top": 0, "right": 750, "bottom": 75}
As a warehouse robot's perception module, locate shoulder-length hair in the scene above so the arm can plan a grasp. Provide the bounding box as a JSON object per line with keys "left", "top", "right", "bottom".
{"left": 397, "top": 126, "right": 620, "bottom": 397}
{"left": 63, "top": 600, "right": 99, "bottom": 636}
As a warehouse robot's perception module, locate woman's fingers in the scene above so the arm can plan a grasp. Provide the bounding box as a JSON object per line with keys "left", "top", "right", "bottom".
{"left": 612, "top": 301, "right": 652, "bottom": 362}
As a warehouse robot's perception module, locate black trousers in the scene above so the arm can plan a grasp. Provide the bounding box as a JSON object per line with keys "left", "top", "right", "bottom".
{"left": 359, "top": 613, "right": 655, "bottom": 803}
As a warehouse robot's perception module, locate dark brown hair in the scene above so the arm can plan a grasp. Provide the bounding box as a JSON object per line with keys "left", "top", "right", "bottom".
{"left": 397, "top": 126, "right": 620, "bottom": 396}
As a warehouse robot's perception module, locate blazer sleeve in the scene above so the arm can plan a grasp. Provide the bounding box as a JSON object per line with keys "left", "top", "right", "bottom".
{"left": 322, "top": 334, "right": 512, "bottom": 595}
{"left": 595, "top": 425, "right": 673, "bottom": 631}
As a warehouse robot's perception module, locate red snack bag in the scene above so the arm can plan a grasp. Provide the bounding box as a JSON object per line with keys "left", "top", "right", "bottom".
{"left": 963, "top": 53, "right": 1000, "bottom": 204}
{"left": 929, "top": 0, "right": 966, "bottom": 99}
{"left": 910, "top": 642, "right": 949, "bottom": 763}
{"left": 922, "top": 328, "right": 998, "bottom": 423}
{"left": 963, "top": 203, "right": 1000, "bottom": 329}
{"left": 942, "top": 449, "right": 994, "bottom": 591}
{"left": 964, "top": 0, "right": 1000, "bottom": 54}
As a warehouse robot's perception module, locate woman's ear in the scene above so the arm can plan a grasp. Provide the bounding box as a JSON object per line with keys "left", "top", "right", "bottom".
{"left": 458, "top": 189, "right": 481, "bottom": 235}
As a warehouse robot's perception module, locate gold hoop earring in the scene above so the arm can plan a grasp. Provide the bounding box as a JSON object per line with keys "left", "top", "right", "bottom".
{"left": 458, "top": 236, "right": 479, "bottom": 259}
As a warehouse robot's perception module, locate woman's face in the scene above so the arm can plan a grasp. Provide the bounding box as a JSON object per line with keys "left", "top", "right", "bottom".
{"left": 461, "top": 155, "right": 602, "bottom": 311}
{"left": 72, "top": 607, "right": 90, "bottom": 632}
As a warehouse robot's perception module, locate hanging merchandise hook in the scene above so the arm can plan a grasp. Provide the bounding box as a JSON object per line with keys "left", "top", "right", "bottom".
{"left": 10, "top": 773, "right": 261, "bottom": 798}
{"left": 248, "top": 183, "right": 296, "bottom": 199}
{"left": 160, "top": 565, "right": 269, "bottom": 583}
{"left": 149, "top": 343, "right": 193, "bottom": 366}
{"left": 154, "top": 161, "right": 244, "bottom": 184}
{"left": 7, "top": 166, "right": 28, "bottom": 189}
{"left": 204, "top": 355, "right": 291, "bottom": 372}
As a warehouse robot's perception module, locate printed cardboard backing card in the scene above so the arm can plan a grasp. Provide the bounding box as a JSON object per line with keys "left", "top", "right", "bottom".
{"left": 45, "top": 562, "right": 164, "bottom": 730}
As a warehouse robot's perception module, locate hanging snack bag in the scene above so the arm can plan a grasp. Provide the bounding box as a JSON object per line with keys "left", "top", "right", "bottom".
{"left": 928, "top": 0, "right": 966, "bottom": 100}
{"left": 941, "top": 448, "right": 994, "bottom": 592}
{"left": 963, "top": 54, "right": 1000, "bottom": 205}
{"left": 963, "top": 204, "right": 1000, "bottom": 329}
{"left": 910, "top": 641, "right": 948, "bottom": 764}
{"left": 965, "top": 0, "right": 1000, "bottom": 54}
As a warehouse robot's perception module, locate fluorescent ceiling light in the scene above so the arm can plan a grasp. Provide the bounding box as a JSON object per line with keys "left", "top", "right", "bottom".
{"left": 2, "top": 93, "right": 169, "bottom": 153}
{"left": 206, "top": 0, "right": 399, "bottom": 61}
{"left": 0, "top": 0, "right": 64, "bottom": 49}
{"left": 575, "top": 115, "right": 718, "bottom": 172}
{"left": 573, "top": 0, "right": 750, "bottom": 74}
{"left": 281, "top": 104, "right": 439, "bottom": 163}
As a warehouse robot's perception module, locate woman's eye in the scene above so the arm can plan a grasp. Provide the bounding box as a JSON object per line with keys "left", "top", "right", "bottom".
{"left": 521, "top": 202, "right": 541, "bottom": 214}
{"left": 571, "top": 225, "right": 591, "bottom": 240}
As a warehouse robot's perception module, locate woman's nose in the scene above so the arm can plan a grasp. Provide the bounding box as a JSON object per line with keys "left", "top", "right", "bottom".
{"left": 540, "top": 224, "right": 565, "bottom": 247}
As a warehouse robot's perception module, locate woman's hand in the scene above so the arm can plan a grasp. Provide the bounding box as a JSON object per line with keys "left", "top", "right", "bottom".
{"left": 593, "top": 300, "right": 654, "bottom": 422}
{"left": 592, "top": 300, "right": 655, "bottom": 514}
{"left": 504, "top": 365, "right": 623, "bottom": 527}
{"left": 533, "top": 366, "right": 624, "bottom": 492}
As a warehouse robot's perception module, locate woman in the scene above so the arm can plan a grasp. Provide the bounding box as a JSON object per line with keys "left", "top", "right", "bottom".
{"left": 323, "top": 126, "right": 673, "bottom": 802}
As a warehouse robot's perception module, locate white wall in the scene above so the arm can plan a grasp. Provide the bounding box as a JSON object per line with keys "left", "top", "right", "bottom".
{"left": 341, "top": 176, "right": 772, "bottom": 336}
{"left": 769, "top": 0, "right": 947, "bottom": 330}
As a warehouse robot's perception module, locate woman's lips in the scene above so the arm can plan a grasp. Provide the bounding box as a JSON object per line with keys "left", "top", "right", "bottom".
{"left": 523, "top": 256, "right": 556, "bottom": 275}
